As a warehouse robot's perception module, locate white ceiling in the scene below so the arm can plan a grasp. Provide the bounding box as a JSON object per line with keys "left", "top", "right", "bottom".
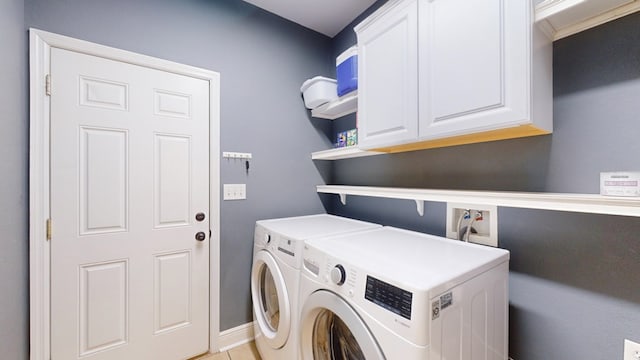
{"left": 242, "top": 0, "right": 378, "bottom": 37}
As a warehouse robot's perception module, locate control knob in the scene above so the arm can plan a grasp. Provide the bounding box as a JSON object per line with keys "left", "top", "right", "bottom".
{"left": 330, "top": 265, "right": 346, "bottom": 286}
{"left": 264, "top": 234, "right": 271, "bottom": 245}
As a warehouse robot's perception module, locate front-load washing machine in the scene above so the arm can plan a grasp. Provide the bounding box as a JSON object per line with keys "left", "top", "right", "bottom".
{"left": 251, "top": 214, "right": 381, "bottom": 360}
{"left": 299, "top": 226, "right": 510, "bottom": 360}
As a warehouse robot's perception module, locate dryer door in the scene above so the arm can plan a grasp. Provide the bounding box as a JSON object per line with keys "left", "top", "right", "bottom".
{"left": 299, "top": 290, "right": 385, "bottom": 360}
{"left": 251, "top": 250, "right": 291, "bottom": 349}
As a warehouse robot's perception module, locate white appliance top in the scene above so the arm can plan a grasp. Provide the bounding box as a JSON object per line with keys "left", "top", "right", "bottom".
{"left": 304, "top": 226, "right": 509, "bottom": 291}
{"left": 256, "top": 214, "right": 380, "bottom": 240}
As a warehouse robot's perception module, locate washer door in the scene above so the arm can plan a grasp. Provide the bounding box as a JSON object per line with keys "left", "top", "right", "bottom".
{"left": 299, "top": 290, "right": 385, "bottom": 360}
{"left": 251, "top": 250, "right": 291, "bottom": 349}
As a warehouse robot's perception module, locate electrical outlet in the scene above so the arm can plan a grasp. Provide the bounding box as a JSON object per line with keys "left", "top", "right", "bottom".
{"left": 223, "top": 184, "right": 246, "bottom": 200}
{"left": 446, "top": 202, "right": 498, "bottom": 247}
{"left": 624, "top": 339, "right": 640, "bottom": 360}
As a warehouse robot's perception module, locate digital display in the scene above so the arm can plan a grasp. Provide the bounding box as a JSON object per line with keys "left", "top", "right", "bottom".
{"left": 365, "top": 276, "right": 412, "bottom": 320}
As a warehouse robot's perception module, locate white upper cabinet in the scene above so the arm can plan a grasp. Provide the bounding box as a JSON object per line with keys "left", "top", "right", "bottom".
{"left": 355, "top": 0, "right": 552, "bottom": 152}
{"left": 421, "top": 0, "right": 507, "bottom": 131}
{"left": 355, "top": 0, "right": 419, "bottom": 149}
{"left": 419, "top": 0, "right": 550, "bottom": 140}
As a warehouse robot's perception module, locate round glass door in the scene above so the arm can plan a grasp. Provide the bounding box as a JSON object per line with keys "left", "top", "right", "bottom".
{"left": 300, "top": 290, "right": 384, "bottom": 360}
{"left": 259, "top": 264, "right": 280, "bottom": 332}
{"left": 251, "top": 250, "right": 291, "bottom": 349}
{"left": 313, "top": 309, "right": 366, "bottom": 360}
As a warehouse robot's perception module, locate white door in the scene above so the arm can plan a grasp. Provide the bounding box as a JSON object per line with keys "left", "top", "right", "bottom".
{"left": 50, "top": 47, "right": 210, "bottom": 360}
{"left": 356, "top": 0, "right": 419, "bottom": 150}
{"left": 418, "top": 0, "right": 530, "bottom": 139}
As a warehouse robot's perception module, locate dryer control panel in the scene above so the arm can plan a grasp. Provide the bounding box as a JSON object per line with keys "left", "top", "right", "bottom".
{"left": 255, "top": 224, "right": 304, "bottom": 269}
{"left": 277, "top": 236, "right": 296, "bottom": 257}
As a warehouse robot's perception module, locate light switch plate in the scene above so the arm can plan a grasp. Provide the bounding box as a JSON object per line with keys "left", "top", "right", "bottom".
{"left": 223, "top": 184, "right": 246, "bottom": 200}
{"left": 624, "top": 339, "right": 640, "bottom": 360}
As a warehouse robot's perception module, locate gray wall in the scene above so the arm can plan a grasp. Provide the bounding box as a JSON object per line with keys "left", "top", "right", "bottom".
{"left": 25, "top": 0, "right": 334, "bottom": 332}
{"left": 329, "top": 8, "right": 640, "bottom": 360}
{"left": 0, "top": 0, "right": 29, "bottom": 358}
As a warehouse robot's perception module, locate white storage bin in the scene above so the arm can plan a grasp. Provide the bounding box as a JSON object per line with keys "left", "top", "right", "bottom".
{"left": 300, "top": 76, "right": 337, "bottom": 109}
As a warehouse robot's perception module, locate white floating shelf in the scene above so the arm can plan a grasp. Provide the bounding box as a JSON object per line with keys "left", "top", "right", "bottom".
{"left": 535, "top": 0, "right": 640, "bottom": 40}
{"left": 317, "top": 185, "right": 640, "bottom": 217}
{"left": 311, "top": 147, "right": 383, "bottom": 160}
{"left": 311, "top": 91, "right": 358, "bottom": 120}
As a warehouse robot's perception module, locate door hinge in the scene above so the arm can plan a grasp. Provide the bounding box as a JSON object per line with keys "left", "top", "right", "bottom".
{"left": 45, "top": 74, "right": 51, "bottom": 96}
{"left": 46, "top": 218, "right": 52, "bottom": 241}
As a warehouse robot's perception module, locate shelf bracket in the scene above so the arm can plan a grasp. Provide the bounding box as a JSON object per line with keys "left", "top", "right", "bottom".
{"left": 339, "top": 193, "right": 347, "bottom": 205}
{"left": 415, "top": 200, "right": 424, "bottom": 217}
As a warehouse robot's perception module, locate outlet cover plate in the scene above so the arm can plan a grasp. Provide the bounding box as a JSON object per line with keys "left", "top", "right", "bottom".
{"left": 446, "top": 202, "right": 498, "bottom": 247}
{"left": 624, "top": 339, "right": 640, "bottom": 360}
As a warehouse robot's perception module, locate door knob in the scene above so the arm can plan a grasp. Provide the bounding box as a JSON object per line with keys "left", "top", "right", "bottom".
{"left": 195, "top": 212, "right": 206, "bottom": 222}
{"left": 195, "top": 232, "right": 207, "bottom": 241}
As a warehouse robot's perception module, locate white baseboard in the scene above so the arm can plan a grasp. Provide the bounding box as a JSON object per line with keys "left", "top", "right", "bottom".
{"left": 218, "top": 321, "right": 255, "bottom": 352}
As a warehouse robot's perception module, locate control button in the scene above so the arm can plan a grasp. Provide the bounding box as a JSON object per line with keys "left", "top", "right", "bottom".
{"left": 330, "top": 265, "right": 346, "bottom": 286}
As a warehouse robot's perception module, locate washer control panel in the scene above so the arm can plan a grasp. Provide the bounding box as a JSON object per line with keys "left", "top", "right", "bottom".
{"left": 330, "top": 265, "right": 346, "bottom": 285}
{"left": 365, "top": 276, "right": 413, "bottom": 320}
{"left": 303, "top": 246, "right": 357, "bottom": 296}
{"left": 301, "top": 240, "right": 423, "bottom": 342}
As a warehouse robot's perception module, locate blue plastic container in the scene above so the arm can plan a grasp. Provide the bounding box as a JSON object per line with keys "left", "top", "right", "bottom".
{"left": 336, "top": 46, "right": 358, "bottom": 97}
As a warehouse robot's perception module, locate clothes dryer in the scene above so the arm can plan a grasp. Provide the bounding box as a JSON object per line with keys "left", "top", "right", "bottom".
{"left": 251, "top": 214, "right": 380, "bottom": 360}
{"left": 299, "top": 226, "right": 510, "bottom": 360}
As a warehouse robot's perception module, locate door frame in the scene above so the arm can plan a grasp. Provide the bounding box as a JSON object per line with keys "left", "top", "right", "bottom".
{"left": 28, "top": 28, "right": 221, "bottom": 360}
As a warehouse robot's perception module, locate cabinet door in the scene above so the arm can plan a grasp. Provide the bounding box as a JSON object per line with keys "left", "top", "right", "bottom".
{"left": 418, "top": 0, "right": 530, "bottom": 140}
{"left": 357, "top": 0, "right": 418, "bottom": 150}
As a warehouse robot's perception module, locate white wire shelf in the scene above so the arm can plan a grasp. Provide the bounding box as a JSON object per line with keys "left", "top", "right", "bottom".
{"left": 535, "top": 0, "right": 640, "bottom": 40}
{"left": 311, "top": 91, "right": 358, "bottom": 120}
{"left": 311, "top": 147, "right": 383, "bottom": 160}
{"left": 317, "top": 185, "right": 640, "bottom": 217}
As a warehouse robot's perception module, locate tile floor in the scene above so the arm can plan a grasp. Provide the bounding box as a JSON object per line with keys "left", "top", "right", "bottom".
{"left": 192, "top": 341, "right": 262, "bottom": 360}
